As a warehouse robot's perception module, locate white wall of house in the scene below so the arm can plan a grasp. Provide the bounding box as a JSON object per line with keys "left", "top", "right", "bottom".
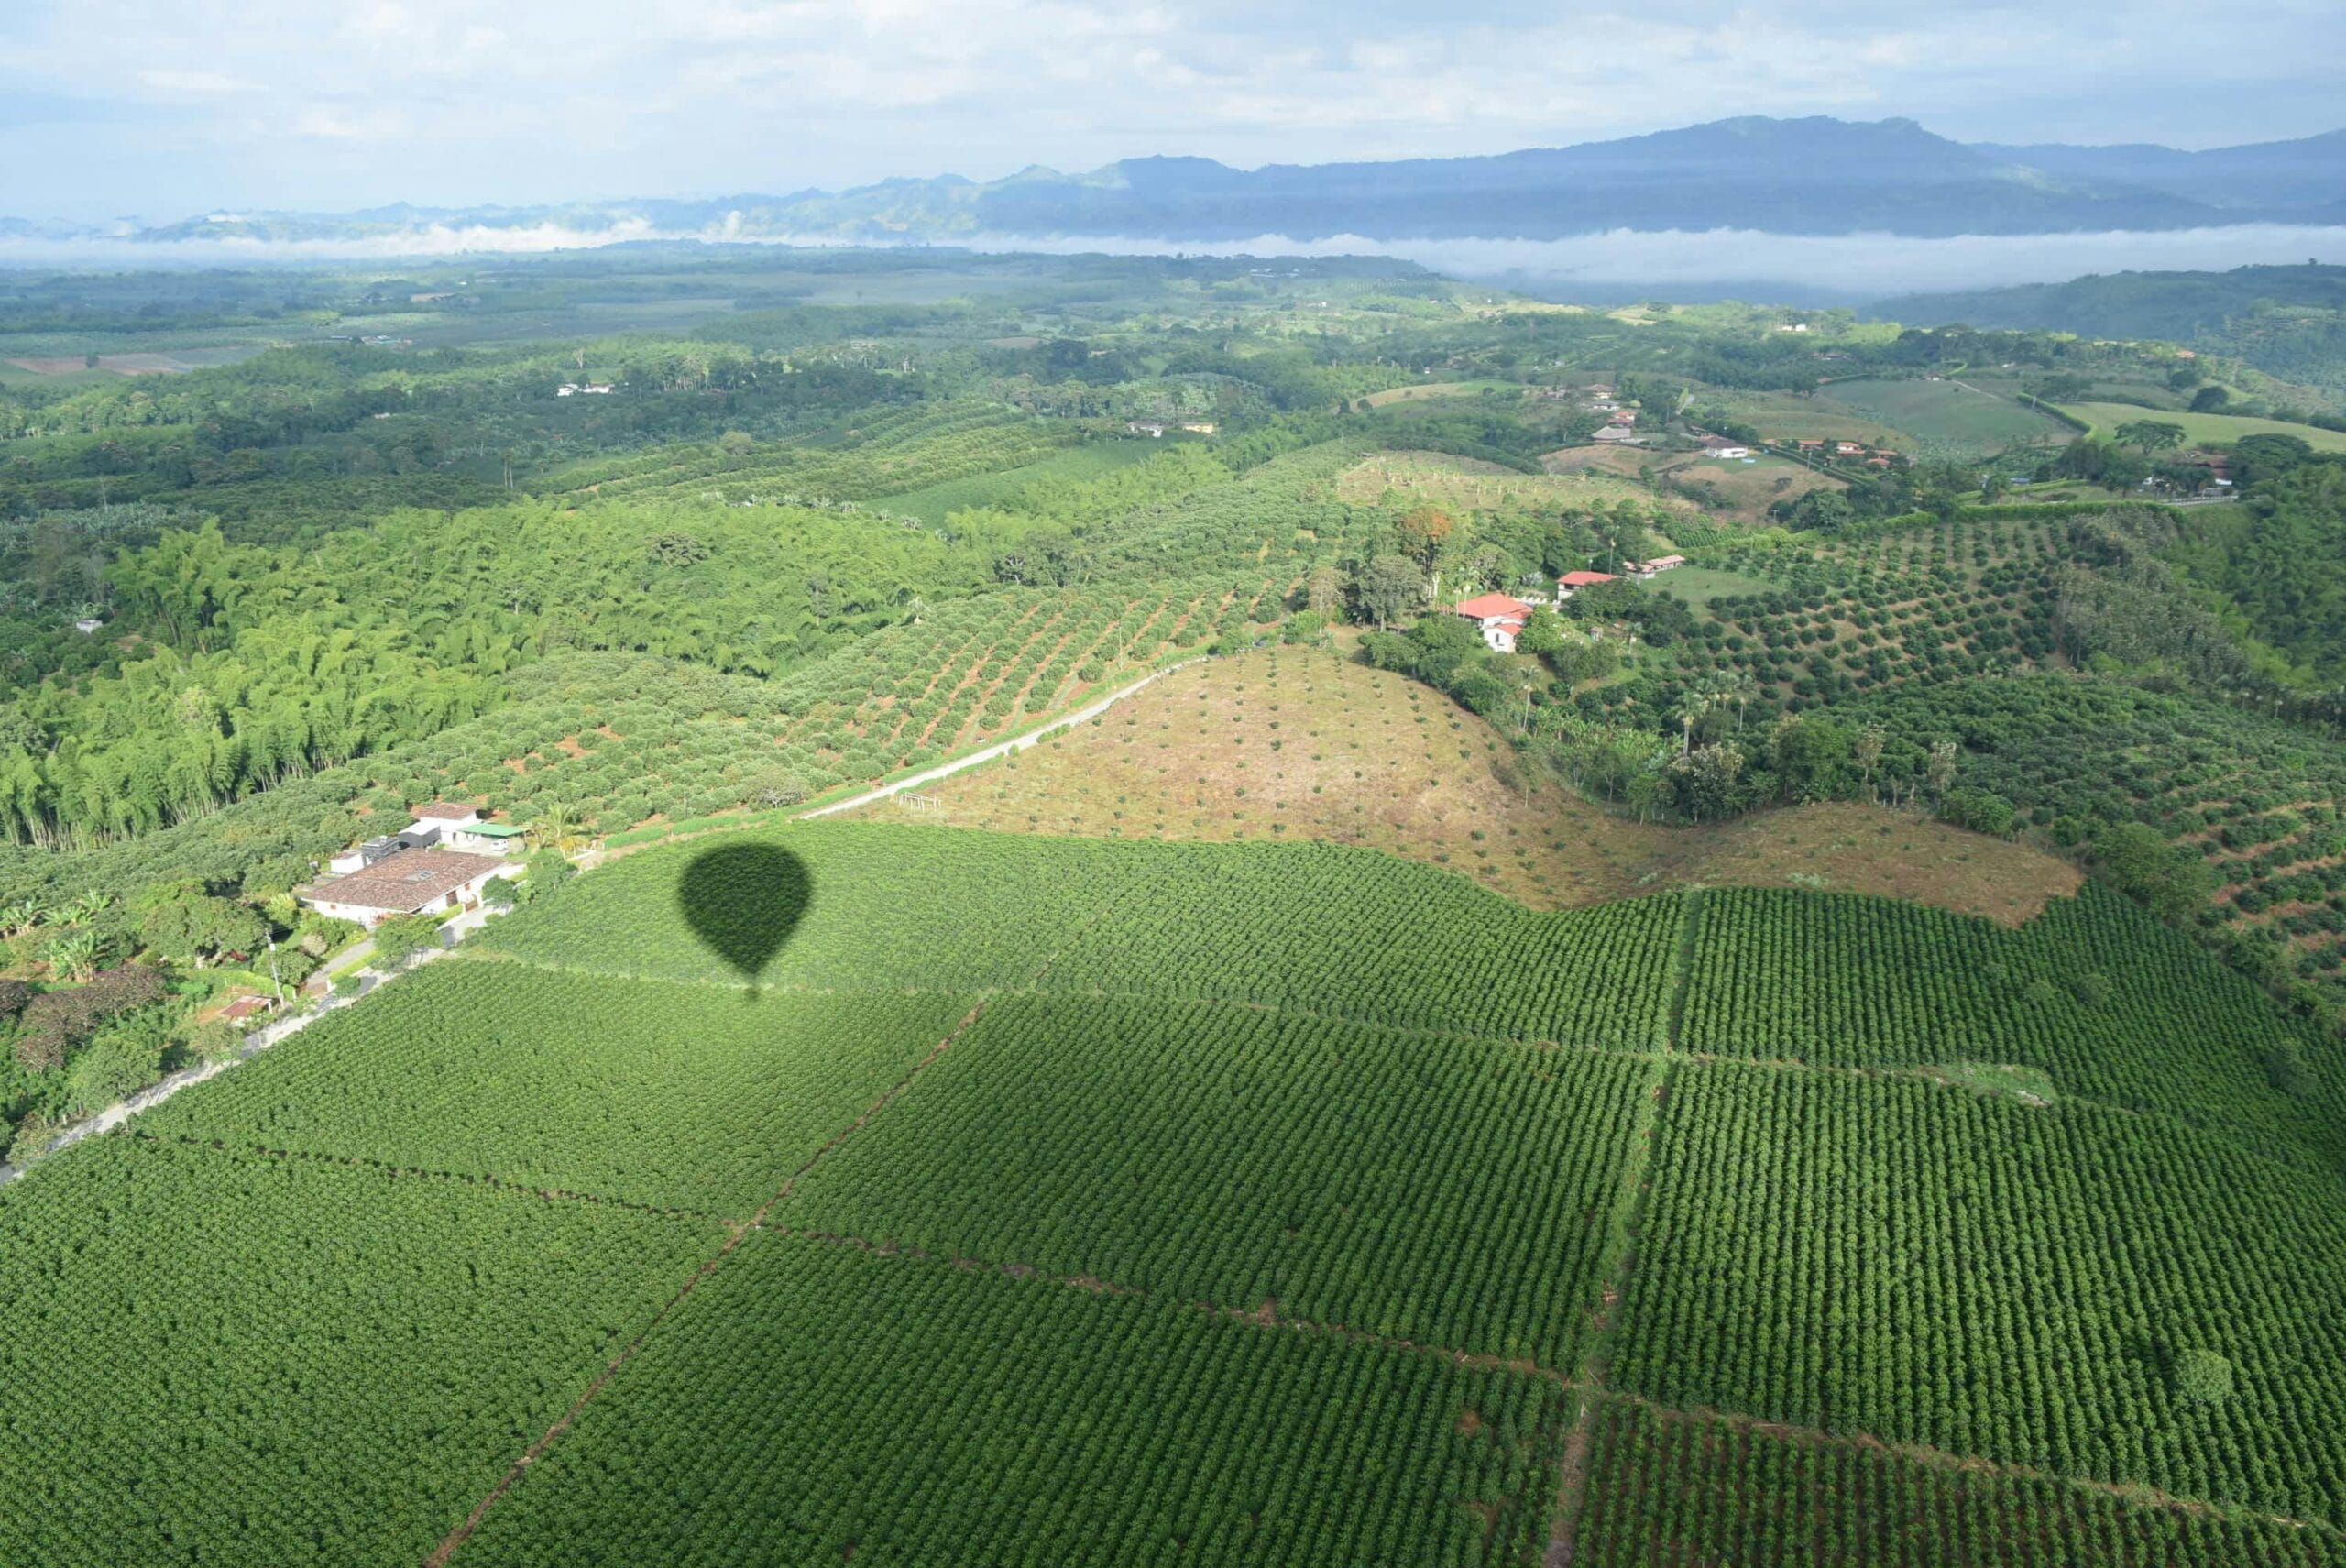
{"left": 306, "top": 865, "right": 520, "bottom": 930}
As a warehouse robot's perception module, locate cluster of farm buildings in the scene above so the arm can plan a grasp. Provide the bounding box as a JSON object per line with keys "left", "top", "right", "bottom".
{"left": 298, "top": 803, "right": 525, "bottom": 928}
{"left": 1448, "top": 556, "right": 1685, "bottom": 653}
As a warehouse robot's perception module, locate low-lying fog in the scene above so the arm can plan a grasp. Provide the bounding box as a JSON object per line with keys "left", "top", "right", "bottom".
{"left": 5, "top": 222, "right": 2343, "bottom": 304}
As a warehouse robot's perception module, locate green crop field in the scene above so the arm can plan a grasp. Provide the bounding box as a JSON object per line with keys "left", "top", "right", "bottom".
{"left": 5, "top": 819, "right": 2345, "bottom": 1564}
{"left": 872, "top": 437, "right": 1161, "bottom": 522}
{"left": 2058, "top": 401, "right": 2346, "bottom": 454}
{"left": 1821, "top": 376, "right": 2073, "bottom": 455}
{"left": 1617, "top": 1062, "right": 2346, "bottom": 1524}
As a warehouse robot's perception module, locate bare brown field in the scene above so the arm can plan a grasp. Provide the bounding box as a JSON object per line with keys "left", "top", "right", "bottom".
{"left": 8, "top": 353, "right": 196, "bottom": 376}
{"left": 1339, "top": 451, "right": 1703, "bottom": 520}
{"left": 1656, "top": 454, "right": 1846, "bottom": 522}
{"left": 859, "top": 647, "right": 2082, "bottom": 926}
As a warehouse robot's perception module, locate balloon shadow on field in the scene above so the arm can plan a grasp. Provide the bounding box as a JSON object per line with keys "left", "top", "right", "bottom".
{"left": 678, "top": 841, "right": 811, "bottom": 997}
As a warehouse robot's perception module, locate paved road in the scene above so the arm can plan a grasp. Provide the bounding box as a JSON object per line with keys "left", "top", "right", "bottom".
{"left": 800, "top": 658, "right": 1204, "bottom": 820}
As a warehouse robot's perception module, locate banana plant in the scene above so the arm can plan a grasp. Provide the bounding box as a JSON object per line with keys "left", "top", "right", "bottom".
{"left": 44, "top": 929, "right": 104, "bottom": 982}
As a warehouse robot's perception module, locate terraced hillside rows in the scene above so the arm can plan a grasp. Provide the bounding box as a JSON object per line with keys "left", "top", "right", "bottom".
{"left": 1860, "top": 674, "right": 2346, "bottom": 1013}
{"left": 1637, "top": 515, "right": 2069, "bottom": 725}
{"left": 5, "top": 820, "right": 2344, "bottom": 1566}
{"left": 554, "top": 398, "right": 1079, "bottom": 505}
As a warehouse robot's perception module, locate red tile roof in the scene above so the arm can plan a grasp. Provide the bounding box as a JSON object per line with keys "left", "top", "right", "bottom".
{"left": 305, "top": 848, "right": 508, "bottom": 913}
{"left": 1452, "top": 592, "right": 1533, "bottom": 620}
{"left": 1560, "top": 571, "right": 1617, "bottom": 587}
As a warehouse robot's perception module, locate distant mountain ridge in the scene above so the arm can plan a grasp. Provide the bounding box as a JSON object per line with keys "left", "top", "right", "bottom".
{"left": 19, "top": 116, "right": 2346, "bottom": 248}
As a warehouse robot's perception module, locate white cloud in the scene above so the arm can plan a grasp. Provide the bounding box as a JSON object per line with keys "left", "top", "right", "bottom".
{"left": 292, "top": 104, "right": 410, "bottom": 141}
{"left": 136, "top": 69, "right": 257, "bottom": 95}
{"left": 0, "top": 0, "right": 2337, "bottom": 217}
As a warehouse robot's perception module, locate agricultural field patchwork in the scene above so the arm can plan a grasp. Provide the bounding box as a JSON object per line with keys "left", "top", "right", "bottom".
{"left": 2058, "top": 401, "right": 2346, "bottom": 454}
{"left": 782, "top": 993, "right": 1661, "bottom": 1366}
{"left": 1335, "top": 449, "right": 1704, "bottom": 521}
{"left": 1682, "top": 883, "right": 2344, "bottom": 1167}
{"left": 1861, "top": 674, "right": 2346, "bottom": 1012}
{"left": 1821, "top": 377, "right": 2073, "bottom": 458}
{"left": 141, "top": 963, "right": 973, "bottom": 1214}
{"left": 455, "top": 1237, "right": 1573, "bottom": 1568}
{"left": 1617, "top": 1062, "right": 2346, "bottom": 1527}
{"left": 8, "top": 827, "right": 2346, "bottom": 1568}
{"left": 1626, "top": 513, "right": 2072, "bottom": 729}
{"left": 1571, "top": 1401, "right": 2341, "bottom": 1567}
{"left": 0, "top": 1136, "right": 728, "bottom": 1568}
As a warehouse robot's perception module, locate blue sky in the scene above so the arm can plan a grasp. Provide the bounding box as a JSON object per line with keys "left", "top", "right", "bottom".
{"left": 4, "top": 0, "right": 2341, "bottom": 221}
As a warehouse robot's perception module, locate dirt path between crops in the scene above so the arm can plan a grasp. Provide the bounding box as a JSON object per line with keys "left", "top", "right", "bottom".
{"left": 422, "top": 999, "right": 990, "bottom": 1567}
{"left": 798, "top": 658, "right": 1203, "bottom": 819}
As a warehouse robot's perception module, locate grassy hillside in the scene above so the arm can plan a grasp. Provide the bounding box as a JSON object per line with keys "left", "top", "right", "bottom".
{"left": 2059, "top": 400, "right": 2346, "bottom": 452}
{"left": 1822, "top": 376, "right": 2071, "bottom": 456}
{"left": 4, "top": 820, "right": 2341, "bottom": 1564}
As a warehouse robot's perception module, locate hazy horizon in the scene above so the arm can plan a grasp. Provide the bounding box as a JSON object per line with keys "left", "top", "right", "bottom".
{"left": 6, "top": 0, "right": 2342, "bottom": 223}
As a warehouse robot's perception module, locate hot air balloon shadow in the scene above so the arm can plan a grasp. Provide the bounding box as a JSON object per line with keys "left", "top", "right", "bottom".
{"left": 678, "top": 842, "right": 810, "bottom": 997}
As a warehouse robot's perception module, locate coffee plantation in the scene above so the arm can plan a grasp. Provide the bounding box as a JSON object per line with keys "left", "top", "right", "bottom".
{"left": 5, "top": 821, "right": 2345, "bottom": 1565}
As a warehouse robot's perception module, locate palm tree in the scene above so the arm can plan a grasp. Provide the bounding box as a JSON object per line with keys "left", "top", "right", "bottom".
{"left": 1725, "top": 674, "right": 1759, "bottom": 735}
{"left": 530, "top": 803, "right": 585, "bottom": 855}
{"left": 1673, "top": 688, "right": 1716, "bottom": 757}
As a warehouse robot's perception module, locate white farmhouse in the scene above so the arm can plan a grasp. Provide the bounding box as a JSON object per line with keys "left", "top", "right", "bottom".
{"left": 300, "top": 849, "right": 519, "bottom": 929}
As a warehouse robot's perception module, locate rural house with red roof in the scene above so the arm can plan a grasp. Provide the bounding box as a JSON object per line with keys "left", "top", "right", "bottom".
{"left": 1556, "top": 570, "right": 1618, "bottom": 601}
{"left": 300, "top": 848, "right": 519, "bottom": 929}
{"left": 1449, "top": 591, "right": 1537, "bottom": 652}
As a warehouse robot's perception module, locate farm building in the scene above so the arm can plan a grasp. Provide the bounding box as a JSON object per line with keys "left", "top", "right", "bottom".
{"left": 218, "top": 995, "right": 277, "bottom": 1027}
{"left": 1629, "top": 556, "right": 1687, "bottom": 578}
{"left": 326, "top": 802, "right": 518, "bottom": 874}
{"left": 1448, "top": 592, "right": 1536, "bottom": 653}
{"left": 1835, "top": 441, "right": 1866, "bottom": 456}
{"left": 447, "top": 821, "right": 528, "bottom": 855}
{"left": 1700, "top": 437, "right": 1752, "bottom": 459}
{"left": 1557, "top": 571, "right": 1618, "bottom": 601}
{"left": 300, "top": 848, "right": 519, "bottom": 929}
{"left": 1127, "top": 420, "right": 1167, "bottom": 437}
{"left": 1591, "top": 427, "right": 1646, "bottom": 445}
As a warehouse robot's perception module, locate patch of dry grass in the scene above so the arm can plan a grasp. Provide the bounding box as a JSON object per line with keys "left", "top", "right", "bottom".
{"left": 1339, "top": 451, "right": 1704, "bottom": 520}
{"left": 857, "top": 647, "right": 2082, "bottom": 926}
